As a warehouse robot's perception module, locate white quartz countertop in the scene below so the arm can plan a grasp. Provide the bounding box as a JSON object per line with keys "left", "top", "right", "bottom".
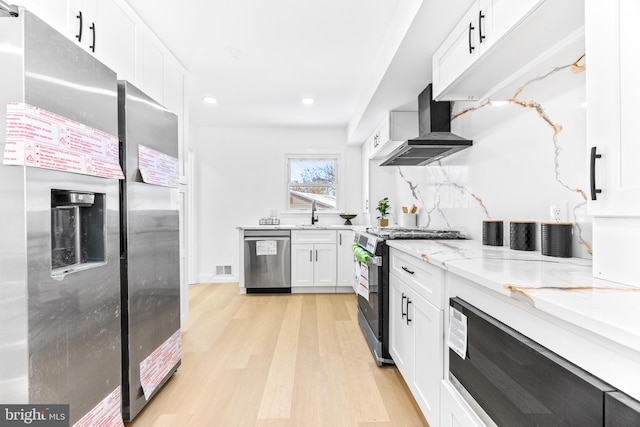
{"left": 237, "top": 224, "right": 362, "bottom": 231}
{"left": 386, "top": 239, "right": 640, "bottom": 353}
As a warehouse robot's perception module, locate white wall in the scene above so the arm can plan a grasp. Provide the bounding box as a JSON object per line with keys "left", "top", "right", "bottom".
{"left": 193, "top": 126, "right": 362, "bottom": 282}
{"left": 385, "top": 55, "right": 591, "bottom": 258}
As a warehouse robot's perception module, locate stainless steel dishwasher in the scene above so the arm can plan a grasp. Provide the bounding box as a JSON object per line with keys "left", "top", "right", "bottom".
{"left": 243, "top": 229, "right": 291, "bottom": 293}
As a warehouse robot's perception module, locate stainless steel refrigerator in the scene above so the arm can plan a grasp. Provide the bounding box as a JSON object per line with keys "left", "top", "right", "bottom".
{"left": 0, "top": 8, "right": 123, "bottom": 425}
{"left": 118, "top": 81, "right": 181, "bottom": 421}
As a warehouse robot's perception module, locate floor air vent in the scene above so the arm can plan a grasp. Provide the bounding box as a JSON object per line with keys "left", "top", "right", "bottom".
{"left": 216, "top": 265, "right": 232, "bottom": 275}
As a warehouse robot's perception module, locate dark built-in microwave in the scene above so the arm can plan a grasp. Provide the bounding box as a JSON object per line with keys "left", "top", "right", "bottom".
{"left": 448, "top": 297, "right": 640, "bottom": 426}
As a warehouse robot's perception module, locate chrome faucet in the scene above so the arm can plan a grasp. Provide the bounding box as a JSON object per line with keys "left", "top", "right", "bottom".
{"left": 311, "top": 200, "right": 318, "bottom": 225}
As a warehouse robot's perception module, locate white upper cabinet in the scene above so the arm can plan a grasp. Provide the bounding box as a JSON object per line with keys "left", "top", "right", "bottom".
{"left": 479, "top": 0, "right": 542, "bottom": 52}
{"left": 361, "top": 145, "right": 370, "bottom": 213}
{"left": 142, "top": 29, "right": 165, "bottom": 104}
{"left": 19, "top": 0, "right": 142, "bottom": 87}
{"left": 432, "top": 0, "right": 583, "bottom": 101}
{"left": 368, "top": 112, "right": 418, "bottom": 160}
{"left": 91, "top": 0, "right": 140, "bottom": 85}
{"left": 432, "top": 3, "right": 482, "bottom": 100}
{"left": 18, "top": 0, "right": 189, "bottom": 182}
{"left": 586, "top": 0, "right": 640, "bottom": 286}
{"left": 163, "top": 57, "right": 186, "bottom": 180}
{"left": 18, "top": 0, "right": 71, "bottom": 35}
{"left": 586, "top": 0, "right": 640, "bottom": 217}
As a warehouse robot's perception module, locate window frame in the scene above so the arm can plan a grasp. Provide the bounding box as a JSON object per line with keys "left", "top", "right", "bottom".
{"left": 285, "top": 154, "right": 341, "bottom": 213}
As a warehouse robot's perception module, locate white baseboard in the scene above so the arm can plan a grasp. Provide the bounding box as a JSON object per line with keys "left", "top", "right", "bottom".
{"left": 197, "top": 274, "right": 239, "bottom": 284}
{"left": 291, "top": 286, "right": 357, "bottom": 294}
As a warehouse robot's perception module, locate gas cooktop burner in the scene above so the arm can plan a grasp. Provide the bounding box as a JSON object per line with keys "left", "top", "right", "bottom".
{"left": 366, "top": 226, "right": 465, "bottom": 240}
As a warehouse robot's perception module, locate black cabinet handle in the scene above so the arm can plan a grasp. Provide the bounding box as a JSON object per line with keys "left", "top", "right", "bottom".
{"left": 468, "top": 22, "right": 475, "bottom": 54}
{"left": 339, "top": 234, "right": 342, "bottom": 245}
{"left": 75, "top": 11, "right": 83, "bottom": 42}
{"left": 478, "top": 10, "right": 485, "bottom": 43}
{"left": 401, "top": 266, "right": 415, "bottom": 275}
{"left": 406, "top": 299, "right": 412, "bottom": 324}
{"left": 401, "top": 293, "right": 407, "bottom": 318}
{"left": 590, "top": 146, "right": 602, "bottom": 200}
{"left": 89, "top": 22, "right": 96, "bottom": 52}
{"left": 315, "top": 250, "right": 318, "bottom": 262}
{"left": 310, "top": 250, "right": 313, "bottom": 262}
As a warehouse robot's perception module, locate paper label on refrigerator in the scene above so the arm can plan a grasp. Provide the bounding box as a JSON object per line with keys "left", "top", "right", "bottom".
{"left": 72, "top": 386, "right": 124, "bottom": 427}
{"left": 140, "top": 330, "right": 182, "bottom": 400}
{"left": 448, "top": 307, "right": 468, "bottom": 360}
{"left": 3, "top": 102, "right": 124, "bottom": 179}
{"left": 256, "top": 240, "right": 277, "bottom": 256}
{"left": 357, "top": 261, "right": 369, "bottom": 301}
{"left": 138, "top": 144, "right": 179, "bottom": 188}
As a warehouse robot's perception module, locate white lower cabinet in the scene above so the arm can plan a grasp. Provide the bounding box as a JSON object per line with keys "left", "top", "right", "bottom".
{"left": 389, "top": 276, "right": 412, "bottom": 373}
{"left": 337, "top": 230, "right": 356, "bottom": 290}
{"left": 412, "top": 291, "right": 443, "bottom": 424}
{"left": 389, "top": 266, "right": 443, "bottom": 426}
{"left": 291, "top": 230, "right": 337, "bottom": 287}
{"left": 313, "top": 244, "right": 337, "bottom": 286}
{"left": 440, "top": 381, "right": 485, "bottom": 427}
{"left": 291, "top": 243, "right": 314, "bottom": 287}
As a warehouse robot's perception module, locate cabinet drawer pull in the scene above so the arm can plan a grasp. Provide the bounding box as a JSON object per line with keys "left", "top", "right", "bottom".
{"left": 75, "top": 11, "right": 83, "bottom": 42}
{"left": 310, "top": 250, "right": 313, "bottom": 262}
{"left": 401, "top": 266, "right": 415, "bottom": 275}
{"left": 468, "top": 22, "right": 475, "bottom": 54}
{"left": 478, "top": 10, "right": 486, "bottom": 43}
{"left": 89, "top": 22, "right": 96, "bottom": 52}
{"left": 316, "top": 250, "right": 318, "bottom": 262}
{"left": 401, "top": 293, "right": 407, "bottom": 318}
{"left": 590, "top": 146, "right": 602, "bottom": 200}
{"left": 406, "top": 299, "right": 412, "bottom": 324}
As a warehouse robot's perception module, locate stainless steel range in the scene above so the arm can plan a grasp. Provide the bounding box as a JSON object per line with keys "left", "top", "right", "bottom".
{"left": 354, "top": 227, "right": 464, "bottom": 366}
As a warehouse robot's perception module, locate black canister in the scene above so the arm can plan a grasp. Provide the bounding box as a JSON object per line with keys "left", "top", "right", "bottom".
{"left": 510, "top": 221, "right": 536, "bottom": 251}
{"left": 541, "top": 222, "right": 573, "bottom": 258}
{"left": 482, "top": 220, "right": 503, "bottom": 246}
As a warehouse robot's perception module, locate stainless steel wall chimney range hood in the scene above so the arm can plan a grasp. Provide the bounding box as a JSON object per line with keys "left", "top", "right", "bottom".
{"left": 379, "top": 84, "right": 472, "bottom": 166}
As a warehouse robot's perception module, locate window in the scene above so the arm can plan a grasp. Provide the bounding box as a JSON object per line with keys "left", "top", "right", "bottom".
{"left": 287, "top": 156, "right": 338, "bottom": 211}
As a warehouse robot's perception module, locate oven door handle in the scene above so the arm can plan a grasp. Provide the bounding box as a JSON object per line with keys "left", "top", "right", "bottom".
{"left": 367, "top": 256, "right": 383, "bottom": 266}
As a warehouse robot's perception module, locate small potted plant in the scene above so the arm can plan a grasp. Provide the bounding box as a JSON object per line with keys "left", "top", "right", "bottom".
{"left": 376, "top": 197, "right": 390, "bottom": 227}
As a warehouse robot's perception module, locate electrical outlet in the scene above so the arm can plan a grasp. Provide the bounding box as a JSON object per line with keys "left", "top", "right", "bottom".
{"left": 549, "top": 204, "right": 564, "bottom": 222}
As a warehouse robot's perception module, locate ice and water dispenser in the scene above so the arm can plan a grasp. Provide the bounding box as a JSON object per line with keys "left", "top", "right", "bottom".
{"left": 51, "top": 189, "right": 106, "bottom": 275}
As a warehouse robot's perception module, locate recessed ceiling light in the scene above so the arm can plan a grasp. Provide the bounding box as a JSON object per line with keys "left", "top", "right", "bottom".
{"left": 203, "top": 97, "right": 218, "bottom": 104}
{"left": 301, "top": 98, "right": 315, "bottom": 105}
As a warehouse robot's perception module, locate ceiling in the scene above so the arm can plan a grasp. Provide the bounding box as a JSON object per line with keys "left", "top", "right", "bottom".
{"left": 125, "top": 0, "right": 474, "bottom": 143}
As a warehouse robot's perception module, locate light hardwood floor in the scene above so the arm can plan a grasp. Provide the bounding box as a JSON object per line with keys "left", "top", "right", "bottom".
{"left": 130, "top": 283, "right": 429, "bottom": 427}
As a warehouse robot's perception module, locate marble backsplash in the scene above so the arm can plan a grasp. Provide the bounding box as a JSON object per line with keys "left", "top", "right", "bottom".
{"left": 388, "top": 54, "right": 592, "bottom": 258}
